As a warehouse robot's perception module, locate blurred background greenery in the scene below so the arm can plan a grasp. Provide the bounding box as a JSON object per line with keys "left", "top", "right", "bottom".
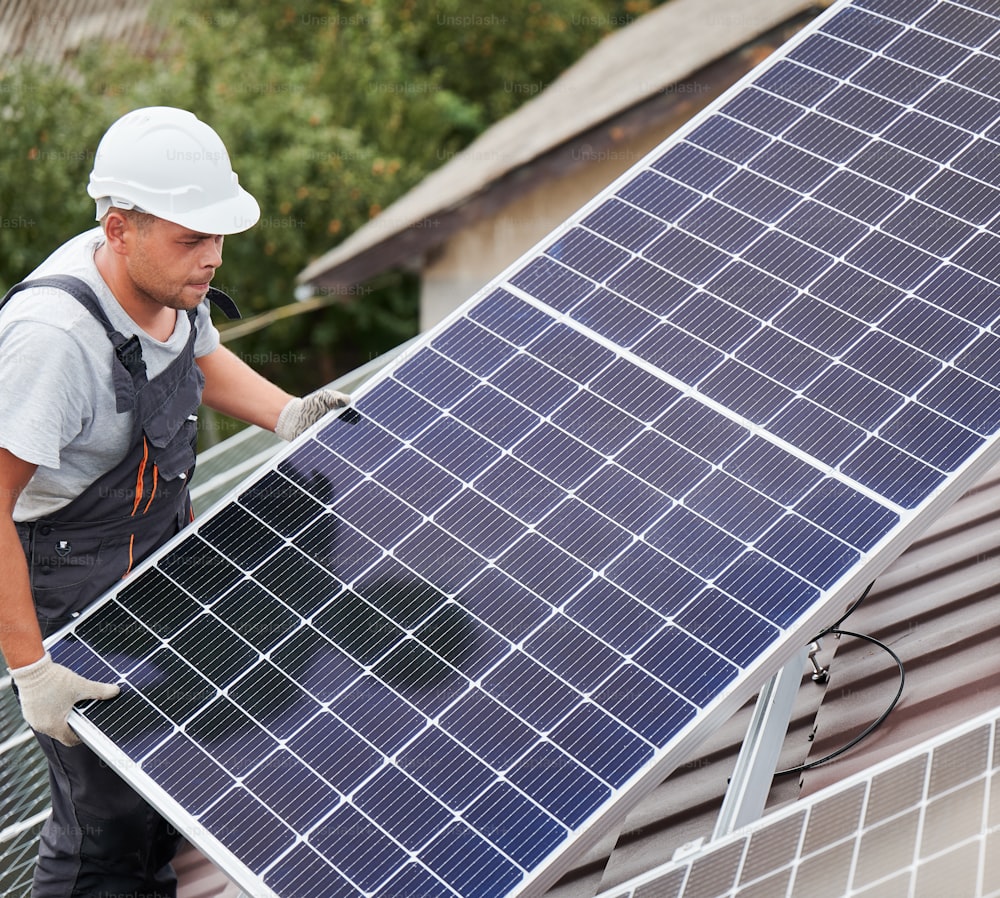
{"left": 0, "top": 0, "right": 659, "bottom": 425}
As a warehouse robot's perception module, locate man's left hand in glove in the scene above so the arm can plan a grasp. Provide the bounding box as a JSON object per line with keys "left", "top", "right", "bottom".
{"left": 275, "top": 388, "right": 351, "bottom": 441}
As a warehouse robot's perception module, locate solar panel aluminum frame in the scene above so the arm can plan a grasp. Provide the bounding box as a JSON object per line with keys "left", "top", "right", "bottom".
{"left": 40, "top": 0, "right": 1000, "bottom": 894}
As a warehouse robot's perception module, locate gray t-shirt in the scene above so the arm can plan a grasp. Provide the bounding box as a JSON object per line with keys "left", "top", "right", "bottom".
{"left": 0, "top": 227, "right": 220, "bottom": 521}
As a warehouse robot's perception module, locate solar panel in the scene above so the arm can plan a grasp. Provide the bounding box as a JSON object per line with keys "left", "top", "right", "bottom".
{"left": 597, "top": 703, "right": 1000, "bottom": 898}
{"left": 0, "top": 682, "right": 49, "bottom": 898}
{"left": 45, "top": 1, "right": 1000, "bottom": 895}
{"left": 0, "top": 818, "right": 47, "bottom": 898}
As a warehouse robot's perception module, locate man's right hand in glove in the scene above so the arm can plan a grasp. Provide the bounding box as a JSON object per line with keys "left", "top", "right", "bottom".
{"left": 1, "top": 450, "right": 119, "bottom": 748}
{"left": 10, "top": 652, "right": 119, "bottom": 747}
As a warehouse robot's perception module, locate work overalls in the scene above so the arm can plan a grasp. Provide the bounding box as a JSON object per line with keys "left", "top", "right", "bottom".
{"left": 1, "top": 275, "right": 238, "bottom": 897}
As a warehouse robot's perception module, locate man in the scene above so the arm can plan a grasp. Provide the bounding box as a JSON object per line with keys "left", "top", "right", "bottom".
{"left": 0, "top": 106, "right": 346, "bottom": 896}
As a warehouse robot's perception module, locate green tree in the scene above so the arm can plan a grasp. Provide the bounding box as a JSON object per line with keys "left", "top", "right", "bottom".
{"left": 0, "top": 68, "right": 106, "bottom": 281}
{"left": 1, "top": 0, "right": 659, "bottom": 400}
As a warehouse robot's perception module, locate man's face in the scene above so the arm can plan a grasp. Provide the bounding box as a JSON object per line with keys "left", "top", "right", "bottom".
{"left": 125, "top": 217, "right": 224, "bottom": 311}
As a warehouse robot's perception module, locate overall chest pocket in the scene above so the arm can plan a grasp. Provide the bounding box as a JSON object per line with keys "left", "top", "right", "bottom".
{"left": 139, "top": 358, "right": 204, "bottom": 480}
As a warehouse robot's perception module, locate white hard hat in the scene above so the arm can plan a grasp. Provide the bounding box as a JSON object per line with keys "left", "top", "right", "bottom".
{"left": 88, "top": 106, "right": 260, "bottom": 235}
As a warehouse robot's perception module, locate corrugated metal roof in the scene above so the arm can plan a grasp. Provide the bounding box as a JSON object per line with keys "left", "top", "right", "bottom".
{"left": 800, "top": 464, "right": 1000, "bottom": 795}
{"left": 174, "top": 841, "right": 241, "bottom": 898}
{"left": 0, "top": 0, "right": 158, "bottom": 73}
{"left": 297, "top": 0, "right": 829, "bottom": 289}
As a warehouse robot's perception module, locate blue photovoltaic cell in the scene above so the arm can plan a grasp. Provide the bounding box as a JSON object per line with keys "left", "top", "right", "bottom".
{"left": 706, "top": 261, "right": 798, "bottom": 317}
{"left": 46, "top": 2, "right": 1000, "bottom": 897}
{"left": 712, "top": 169, "right": 800, "bottom": 222}
{"left": 569, "top": 288, "right": 661, "bottom": 350}
{"left": 812, "top": 168, "right": 903, "bottom": 225}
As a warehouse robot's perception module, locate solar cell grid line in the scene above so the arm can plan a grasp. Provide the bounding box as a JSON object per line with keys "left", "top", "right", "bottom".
{"left": 594, "top": 703, "right": 1000, "bottom": 898}
{"left": 39, "top": 0, "right": 1000, "bottom": 896}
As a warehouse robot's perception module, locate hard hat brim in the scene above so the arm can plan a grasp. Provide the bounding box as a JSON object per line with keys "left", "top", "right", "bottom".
{"left": 155, "top": 186, "right": 261, "bottom": 236}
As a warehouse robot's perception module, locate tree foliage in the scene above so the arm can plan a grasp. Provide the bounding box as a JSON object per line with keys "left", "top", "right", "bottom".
{"left": 1, "top": 0, "right": 658, "bottom": 394}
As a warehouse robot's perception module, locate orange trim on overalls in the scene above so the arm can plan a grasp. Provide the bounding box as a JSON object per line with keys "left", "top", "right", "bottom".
{"left": 131, "top": 437, "right": 149, "bottom": 516}
{"left": 125, "top": 440, "right": 154, "bottom": 579}
{"left": 143, "top": 464, "right": 159, "bottom": 515}
{"left": 122, "top": 533, "right": 136, "bottom": 579}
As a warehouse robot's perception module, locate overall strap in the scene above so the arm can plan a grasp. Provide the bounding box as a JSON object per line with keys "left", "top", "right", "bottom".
{"left": 2, "top": 274, "right": 152, "bottom": 384}
{"left": 2, "top": 274, "right": 240, "bottom": 414}
{"left": 2, "top": 274, "right": 115, "bottom": 331}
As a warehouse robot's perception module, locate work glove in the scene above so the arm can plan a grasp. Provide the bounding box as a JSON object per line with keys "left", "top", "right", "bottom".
{"left": 275, "top": 388, "right": 351, "bottom": 441}
{"left": 10, "top": 652, "right": 119, "bottom": 747}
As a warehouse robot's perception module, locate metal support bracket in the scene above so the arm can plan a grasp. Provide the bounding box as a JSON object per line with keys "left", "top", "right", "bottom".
{"left": 712, "top": 646, "right": 809, "bottom": 840}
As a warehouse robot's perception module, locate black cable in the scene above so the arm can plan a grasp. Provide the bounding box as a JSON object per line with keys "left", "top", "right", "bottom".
{"left": 820, "top": 580, "right": 875, "bottom": 637}
{"left": 775, "top": 628, "right": 906, "bottom": 775}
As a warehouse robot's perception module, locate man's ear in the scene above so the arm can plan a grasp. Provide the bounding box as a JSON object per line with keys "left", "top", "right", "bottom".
{"left": 101, "top": 210, "right": 132, "bottom": 255}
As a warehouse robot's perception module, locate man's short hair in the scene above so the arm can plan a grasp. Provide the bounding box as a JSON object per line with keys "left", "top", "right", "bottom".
{"left": 99, "top": 206, "right": 157, "bottom": 233}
